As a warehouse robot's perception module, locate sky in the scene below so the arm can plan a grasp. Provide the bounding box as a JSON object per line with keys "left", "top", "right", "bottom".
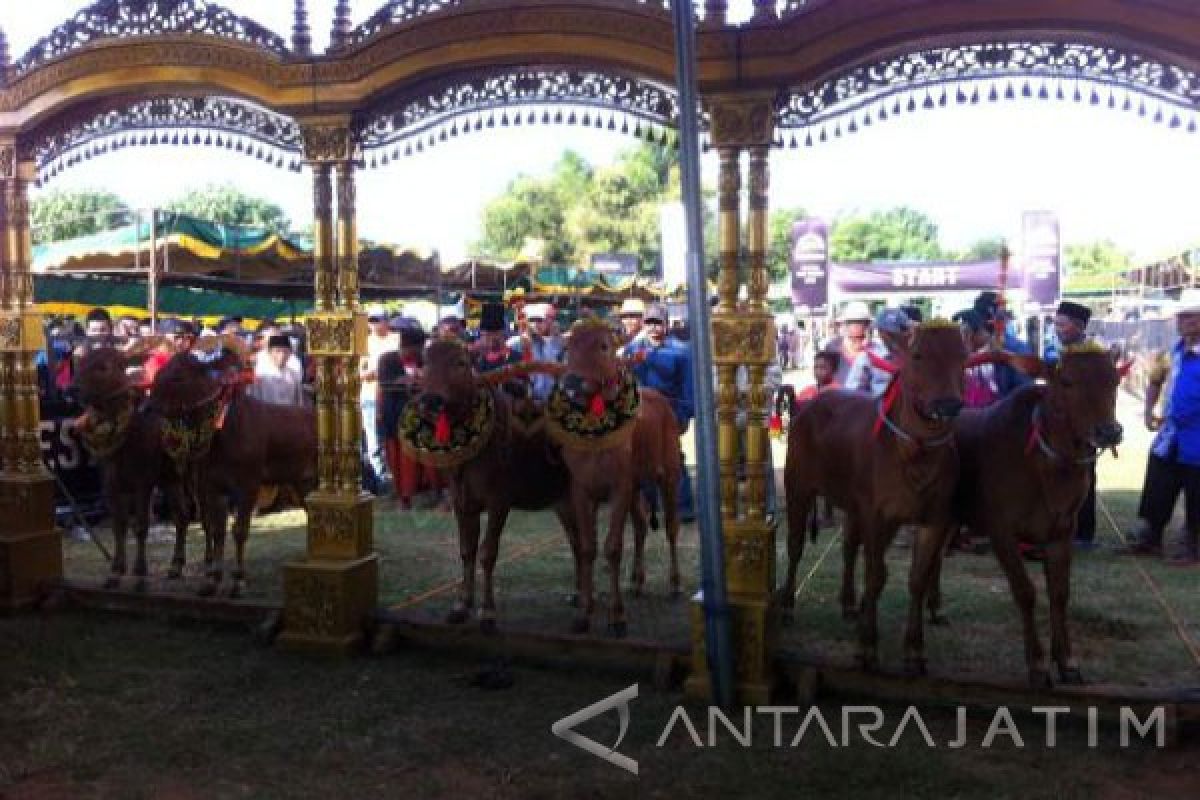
{"left": 5, "top": 1, "right": 1200, "bottom": 266}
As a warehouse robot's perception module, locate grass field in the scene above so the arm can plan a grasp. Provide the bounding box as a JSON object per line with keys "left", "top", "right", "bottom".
{"left": 5, "top": 392, "right": 1198, "bottom": 798}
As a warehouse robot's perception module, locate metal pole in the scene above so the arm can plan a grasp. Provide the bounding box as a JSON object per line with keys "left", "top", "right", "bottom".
{"left": 671, "top": 0, "right": 733, "bottom": 709}
{"left": 148, "top": 209, "right": 158, "bottom": 330}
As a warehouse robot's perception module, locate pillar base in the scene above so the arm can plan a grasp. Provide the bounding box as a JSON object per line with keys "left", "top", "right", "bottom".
{"left": 0, "top": 474, "right": 62, "bottom": 610}
{"left": 278, "top": 553, "right": 378, "bottom": 655}
{"left": 687, "top": 591, "right": 777, "bottom": 706}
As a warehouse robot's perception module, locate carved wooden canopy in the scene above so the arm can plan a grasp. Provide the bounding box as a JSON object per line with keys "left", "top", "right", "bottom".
{"left": 2, "top": 0, "right": 1200, "bottom": 183}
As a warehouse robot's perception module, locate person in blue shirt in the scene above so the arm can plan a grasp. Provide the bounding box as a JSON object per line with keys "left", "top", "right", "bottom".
{"left": 972, "top": 291, "right": 1032, "bottom": 397}
{"left": 623, "top": 303, "right": 696, "bottom": 523}
{"left": 1119, "top": 306, "right": 1200, "bottom": 565}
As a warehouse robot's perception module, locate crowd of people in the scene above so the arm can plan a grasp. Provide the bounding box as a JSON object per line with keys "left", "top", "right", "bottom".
{"left": 36, "top": 289, "right": 1200, "bottom": 566}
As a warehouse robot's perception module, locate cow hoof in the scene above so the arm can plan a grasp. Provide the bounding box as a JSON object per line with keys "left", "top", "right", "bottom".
{"left": 564, "top": 593, "right": 580, "bottom": 608}
{"left": 166, "top": 567, "right": 183, "bottom": 580}
{"left": 1028, "top": 669, "right": 1054, "bottom": 690}
{"left": 228, "top": 583, "right": 243, "bottom": 600}
{"left": 929, "top": 612, "right": 949, "bottom": 626}
{"left": 903, "top": 657, "right": 927, "bottom": 677}
{"left": 631, "top": 585, "right": 644, "bottom": 598}
{"left": 133, "top": 579, "right": 148, "bottom": 594}
{"left": 571, "top": 617, "right": 590, "bottom": 635}
{"left": 479, "top": 618, "right": 498, "bottom": 636}
{"left": 1059, "top": 666, "right": 1085, "bottom": 685}
{"left": 608, "top": 621, "right": 628, "bottom": 638}
{"left": 780, "top": 607, "right": 795, "bottom": 626}
{"left": 669, "top": 588, "right": 682, "bottom": 602}
{"left": 446, "top": 608, "right": 469, "bottom": 625}
{"left": 197, "top": 582, "right": 217, "bottom": 598}
{"left": 103, "top": 575, "right": 121, "bottom": 590}
{"left": 842, "top": 607, "right": 859, "bottom": 622}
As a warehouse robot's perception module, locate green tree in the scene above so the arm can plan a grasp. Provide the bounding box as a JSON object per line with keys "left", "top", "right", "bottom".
{"left": 1064, "top": 240, "right": 1133, "bottom": 292}
{"left": 830, "top": 207, "right": 943, "bottom": 262}
{"left": 31, "top": 188, "right": 131, "bottom": 245}
{"left": 766, "top": 207, "right": 809, "bottom": 283}
{"left": 164, "top": 184, "right": 291, "bottom": 234}
{"left": 958, "top": 236, "right": 1008, "bottom": 261}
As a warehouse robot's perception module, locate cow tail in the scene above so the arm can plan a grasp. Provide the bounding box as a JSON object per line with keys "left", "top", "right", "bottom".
{"left": 809, "top": 503, "right": 819, "bottom": 543}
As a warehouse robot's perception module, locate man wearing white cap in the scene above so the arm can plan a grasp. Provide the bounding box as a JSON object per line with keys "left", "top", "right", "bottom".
{"left": 1119, "top": 304, "right": 1200, "bottom": 565}
{"left": 618, "top": 297, "right": 647, "bottom": 346}
{"left": 509, "top": 302, "right": 565, "bottom": 403}
{"left": 359, "top": 304, "right": 398, "bottom": 491}
{"left": 845, "top": 307, "right": 913, "bottom": 396}
{"left": 823, "top": 301, "right": 873, "bottom": 385}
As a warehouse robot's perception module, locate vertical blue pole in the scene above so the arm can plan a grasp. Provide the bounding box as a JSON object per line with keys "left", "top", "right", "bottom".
{"left": 670, "top": 0, "right": 734, "bottom": 709}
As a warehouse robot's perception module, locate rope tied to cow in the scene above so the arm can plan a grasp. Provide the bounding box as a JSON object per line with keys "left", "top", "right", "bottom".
{"left": 1024, "top": 403, "right": 1101, "bottom": 465}
{"left": 867, "top": 351, "right": 954, "bottom": 449}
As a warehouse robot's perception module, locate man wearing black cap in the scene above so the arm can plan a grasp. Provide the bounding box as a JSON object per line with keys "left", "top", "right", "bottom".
{"left": 473, "top": 302, "right": 520, "bottom": 373}
{"left": 250, "top": 334, "right": 305, "bottom": 407}
{"left": 1049, "top": 300, "right": 1100, "bottom": 549}
{"left": 971, "top": 290, "right": 1031, "bottom": 398}
{"left": 1047, "top": 301, "right": 1093, "bottom": 364}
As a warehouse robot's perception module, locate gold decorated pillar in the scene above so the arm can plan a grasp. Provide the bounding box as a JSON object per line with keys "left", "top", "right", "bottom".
{"left": 0, "top": 138, "right": 62, "bottom": 609}
{"left": 688, "top": 94, "right": 778, "bottom": 704}
{"left": 280, "top": 119, "right": 377, "bottom": 654}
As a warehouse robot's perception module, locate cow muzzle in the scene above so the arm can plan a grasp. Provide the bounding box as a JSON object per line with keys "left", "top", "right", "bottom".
{"left": 927, "top": 397, "right": 964, "bottom": 421}
{"left": 1091, "top": 421, "right": 1124, "bottom": 448}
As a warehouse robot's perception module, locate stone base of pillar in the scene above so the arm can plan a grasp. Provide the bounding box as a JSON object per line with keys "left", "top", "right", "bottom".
{"left": 278, "top": 553, "right": 379, "bottom": 655}
{"left": 0, "top": 475, "right": 63, "bottom": 610}
{"left": 686, "top": 591, "right": 777, "bottom": 706}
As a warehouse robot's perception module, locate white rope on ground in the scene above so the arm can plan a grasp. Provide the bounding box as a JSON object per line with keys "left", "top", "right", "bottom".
{"left": 1097, "top": 494, "right": 1200, "bottom": 669}
{"left": 792, "top": 525, "right": 843, "bottom": 601}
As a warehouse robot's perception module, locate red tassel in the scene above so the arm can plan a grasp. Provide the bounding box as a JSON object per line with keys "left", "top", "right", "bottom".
{"left": 589, "top": 392, "right": 606, "bottom": 418}
{"left": 434, "top": 410, "right": 451, "bottom": 444}
{"left": 769, "top": 413, "right": 782, "bottom": 433}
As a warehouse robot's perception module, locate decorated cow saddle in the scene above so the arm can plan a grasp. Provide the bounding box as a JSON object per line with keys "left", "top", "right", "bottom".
{"left": 399, "top": 386, "right": 496, "bottom": 468}
{"left": 545, "top": 368, "right": 641, "bottom": 451}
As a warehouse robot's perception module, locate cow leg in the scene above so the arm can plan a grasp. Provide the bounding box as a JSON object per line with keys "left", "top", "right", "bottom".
{"left": 855, "top": 521, "right": 894, "bottom": 672}
{"left": 903, "top": 525, "right": 948, "bottom": 675}
{"left": 661, "top": 475, "right": 681, "bottom": 598}
{"left": 840, "top": 518, "right": 863, "bottom": 622}
{"left": 554, "top": 501, "right": 582, "bottom": 608}
{"left": 131, "top": 485, "right": 152, "bottom": 593}
{"left": 775, "top": 489, "right": 814, "bottom": 623}
{"left": 228, "top": 490, "right": 257, "bottom": 598}
{"left": 991, "top": 532, "right": 1048, "bottom": 687}
{"left": 478, "top": 506, "right": 509, "bottom": 633}
{"left": 605, "top": 487, "right": 631, "bottom": 638}
{"left": 165, "top": 481, "right": 189, "bottom": 580}
{"left": 105, "top": 488, "right": 129, "bottom": 589}
{"left": 569, "top": 487, "right": 598, "bottom": 634}
{"left": 925, "top": 524, "right": 954, "bottom": 625}
{"left": 628, "top": 492, "right": 648, "bottom": 597}
{"left": 448, "top": 507, "right": 480, "bottom": 625}
{"left": 1044, "top": 537, "right": 1082, "bottom": 684}
{"left": 200, "top": 491, "right": 229, "bottom": 597}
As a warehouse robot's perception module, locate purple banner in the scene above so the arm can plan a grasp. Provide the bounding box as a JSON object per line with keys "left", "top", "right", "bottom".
{"left": 831, "top": 260, "right": 1024, "bottom": 294}
{"left": 790, "top": 219, "right": 830, "bottom": 314}
{"left": 1022, "top": 211, "right": 1061, "bottom": 310}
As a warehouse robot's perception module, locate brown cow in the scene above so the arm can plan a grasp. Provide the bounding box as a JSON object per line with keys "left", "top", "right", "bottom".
{"left": 406, "top": 337, "right": 576, "bottom": 631}
{"left": 549, "top": 319, "right": 682, "bottom": 636}
{"left": 149, "top": 351, "right": 316, "bottom": 597}
{"left": 920, "top": 346, "right": 1124, "bottom": 686}
{"left": 777, "top": 321, "right": 969, "bottom": 672}
{"left": 74, "top": 347, "right": 191, "bottom": 591}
